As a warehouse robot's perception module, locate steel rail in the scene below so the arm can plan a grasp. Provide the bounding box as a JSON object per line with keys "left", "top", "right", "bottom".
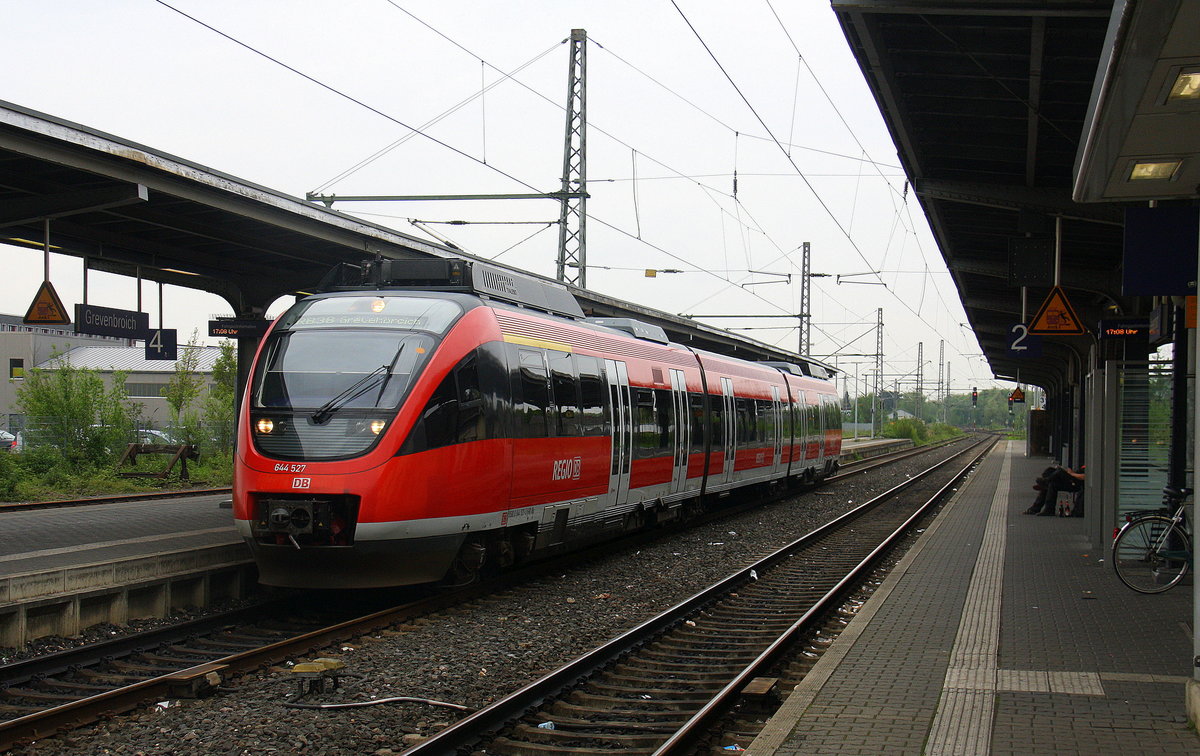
{"left": 403, "top": 435, "right": 996, "bottom": 754}
{"left": 0, "top": 434, "right": 983, "bottom": 749}
{"left": 654, "top": 436, "right": 997, "bottom": 754}
{"left": 0, "top": 583, "right": 487, "bottom": 750}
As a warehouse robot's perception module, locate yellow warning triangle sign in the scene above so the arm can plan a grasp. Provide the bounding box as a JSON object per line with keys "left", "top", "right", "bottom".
{"left": 23, "top": 280, "right": 71, "bottom": 325}
{"left": 1010, "top": 387, "right": 1026, "bottom": 402}
{"left": 1028, "top": 286, "right": 1086, "bottom": 335}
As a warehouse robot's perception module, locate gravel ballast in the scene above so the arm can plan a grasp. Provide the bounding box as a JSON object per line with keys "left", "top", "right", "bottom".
{"left": 11, "top": 445, "right": 977, "bottom": 755}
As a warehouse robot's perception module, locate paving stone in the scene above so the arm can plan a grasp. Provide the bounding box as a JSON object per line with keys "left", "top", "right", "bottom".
{"left": 747, "top": 443, "right": 1198, "bottom": 756}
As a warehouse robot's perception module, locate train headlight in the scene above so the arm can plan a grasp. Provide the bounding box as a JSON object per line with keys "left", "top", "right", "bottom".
{"left": 370, "top": 299, "right": 386, "bottom": 313}
{"left": 369, "top": 419, "right": 387, "bottom": 435}
{"left": 256, "top": 418, "right": 275, "bottom": 435}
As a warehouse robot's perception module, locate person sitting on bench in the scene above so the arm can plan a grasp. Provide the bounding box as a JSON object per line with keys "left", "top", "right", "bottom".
{"left": 1024, "top": 465, "right": 1084, "bottom": 516}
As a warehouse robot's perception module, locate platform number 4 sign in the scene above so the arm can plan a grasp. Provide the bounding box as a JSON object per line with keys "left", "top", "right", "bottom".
{"left": 145, "top": 328, "right": 177, "bottom": 361}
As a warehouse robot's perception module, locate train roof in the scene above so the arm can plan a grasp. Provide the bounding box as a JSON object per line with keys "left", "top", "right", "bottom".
{"left": 314, "top": 258, "right": 837, "bottom": 378}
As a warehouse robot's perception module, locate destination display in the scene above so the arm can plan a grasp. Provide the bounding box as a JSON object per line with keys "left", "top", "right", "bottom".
{"left": 1097, "top": 318, "right": 1148, "bottom": 340}
{"left": 209, "top": 319, "right": 270, "bottom": 339}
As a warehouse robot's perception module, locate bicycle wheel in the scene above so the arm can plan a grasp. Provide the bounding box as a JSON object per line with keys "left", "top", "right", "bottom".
{"left": 1112, "top": 515, "right": 1191, "bottom": 593}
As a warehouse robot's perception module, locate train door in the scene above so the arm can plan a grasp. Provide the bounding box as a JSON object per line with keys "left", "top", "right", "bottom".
{"left": 771, "top": 386, "right": 784, "bottom": 473}
{"left": 815, "top": 394, "right": 827, "bottom": 463}
{"left": 669, "top": 369, "right": 689, "bottom": 493}
{"left": 604, "top": 359, "right": 632, "bottom": 508}
{"left": 794, "top": 389, "right": 807, "bottom": 473}
{"left": 720, "top": 377, "right": 735, "bottom": 485}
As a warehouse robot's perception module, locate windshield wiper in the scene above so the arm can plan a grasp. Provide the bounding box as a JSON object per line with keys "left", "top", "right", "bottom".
{"left": 310, "top": 342, "right": 408, "bottom": 425}
{"left": 374, "top": 344, "right": 406, "bottom": 405}
{"left": 311, "top": 365, "right": 388, "bottom": 425}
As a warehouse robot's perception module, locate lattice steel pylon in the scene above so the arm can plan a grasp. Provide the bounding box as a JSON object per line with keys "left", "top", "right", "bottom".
{"left": 873, "top": 307, "right": 884, "bottom": 435}
{"left": 916, "top": 341, "right": 924, "bottom": 421}
{"left": 799, "top": 241, "right": 812, "bottom": 355}
{"left": 556, "top": 29, "right": 588, "bottom": 287}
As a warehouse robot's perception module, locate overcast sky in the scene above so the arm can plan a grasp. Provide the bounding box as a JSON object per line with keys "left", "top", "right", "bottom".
{"left": 1, "top": 0, "right": 1006, "bottom": 395}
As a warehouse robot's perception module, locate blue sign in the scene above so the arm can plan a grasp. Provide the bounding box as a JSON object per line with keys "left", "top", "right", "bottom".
{"left": 145, "top": 329, "right": 177, "bottom": 360}
{"left": 1009, "top": 323, "right": 1043, "bottom": 357}
{"left": 75, "top": 304, "right": 149, "bottom": 338}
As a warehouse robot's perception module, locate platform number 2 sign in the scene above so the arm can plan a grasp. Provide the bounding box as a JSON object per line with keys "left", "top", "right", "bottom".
{"left": 1009, "top": 323, "right": 1043, "bottom": 358}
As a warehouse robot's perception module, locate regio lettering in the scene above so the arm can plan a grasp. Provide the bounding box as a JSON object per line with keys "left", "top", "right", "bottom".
{"left": 552, "top": 457, "right": 582, "bottom": 481}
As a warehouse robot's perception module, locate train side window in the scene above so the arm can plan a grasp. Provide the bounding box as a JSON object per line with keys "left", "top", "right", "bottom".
{"left": 634, "top": 388, "right": 658, "bottom": 458}
{"left": 709, "top": 394, "right": 724, "bottom": 448}
{"left": 757, "top": 399, "right": 774, "bottom": 445}
{"left": 654, "top": 388, "right": 674, "bottom": 452}
{"left": 399, "top": 351, "right": 488, "bottom": 455}
{"left": 549, "top": 351, "right": 581, "bottom": 437}
{"left": 688, "top": 393, "right": 706, "bottom": 454}
{"left": 735, "top": 398, "right": 750, "bottom": 448}
{"left": 516, "top": 348, "right": 550, "bottom": 438}
{"left": 453, "top": 355, "right": 483, "bottom": 444}
{"left": 576, "top": 355, "right": 607, "bottom": 436}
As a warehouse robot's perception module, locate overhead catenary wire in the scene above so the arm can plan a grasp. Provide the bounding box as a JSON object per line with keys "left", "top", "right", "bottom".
{"left": 161, "top": 0, "right": 979, "bottom": 372}
{"left": 672, "top": 0, "right": 978, "bottom": 362}
{"left": 340, "top": 4, "right": 819, "bottom": 302}
{"left": 310, "top": 42, "right": 562, "bottom": 193}
{"left": 154, "top": 0, "right": 776, "bottom": 304}
{"left": 153, "top": 0, "right": 547, "bottom": 198}
{"left": 762, "top": 0, "right": 978, "bottom": 355}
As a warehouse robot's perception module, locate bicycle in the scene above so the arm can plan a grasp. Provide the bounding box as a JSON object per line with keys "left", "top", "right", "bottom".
{"left": 1111, "top": 486, "right": 1193, "bottom": 594}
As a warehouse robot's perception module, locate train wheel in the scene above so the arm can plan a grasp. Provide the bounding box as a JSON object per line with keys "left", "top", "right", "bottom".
{"left": 495, "top": 539, "right": 516, "bottom": 569}
{"left": 623, "top": 507, "right": 647, "bottom": 533}
{"left": 446, "top": 539, "right": 487, "bottom": 586}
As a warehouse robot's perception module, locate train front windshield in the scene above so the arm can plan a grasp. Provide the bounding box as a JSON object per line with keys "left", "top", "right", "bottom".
{"left": 249, "top": 296, "right": 462, "bottom": 460}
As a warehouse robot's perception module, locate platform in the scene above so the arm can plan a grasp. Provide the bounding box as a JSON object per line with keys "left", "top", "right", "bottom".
{"left": 748, "top": 441, "right": 1197, "bottom": 755}
{"left": 0, "top": 493, "right": 248, "bottom": 646}
{"left": 841, "top": 436, "right": 914, "bottom": 460}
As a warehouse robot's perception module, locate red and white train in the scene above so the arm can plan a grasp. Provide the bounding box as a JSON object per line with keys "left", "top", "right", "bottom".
{"left": 233, "top": 260, "right": 842, "bottom": 588}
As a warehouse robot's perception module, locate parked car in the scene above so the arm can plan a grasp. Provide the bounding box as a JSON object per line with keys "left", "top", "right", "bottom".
{"left": 136, "top": 429, "right": 181, "bottom": 445}
{"left": 0, "top": 429, "right": 14, "bottom": 452}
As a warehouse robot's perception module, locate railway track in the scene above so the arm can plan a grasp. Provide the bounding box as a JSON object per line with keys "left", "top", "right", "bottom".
{"left": 403, "top": 434, "right": 997, "bottom": 755}
{"left": 0, "top": 435, "right": 982, "bottom": 751}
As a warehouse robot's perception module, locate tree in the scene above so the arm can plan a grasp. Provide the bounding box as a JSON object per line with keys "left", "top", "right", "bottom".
{"left": 15, "top": 352, "right": 142, "bottom": 464}
{"left": 203, "top": 340, "right": 237, "bottom": 453}
{"left": 164, "top": 330, "right": 204, "bottom": 431}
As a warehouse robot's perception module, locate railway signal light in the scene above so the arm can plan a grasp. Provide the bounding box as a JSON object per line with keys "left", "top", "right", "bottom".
{"left": 972, "top": 387, "right": 978, "bottom": 407}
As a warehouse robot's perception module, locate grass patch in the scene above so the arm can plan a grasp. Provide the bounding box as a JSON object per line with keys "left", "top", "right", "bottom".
{"left": 0, "top": 446, "right": 232, "bottom": 502}
{"left": 881, "top": 418, "right": 964, "bottom": 446}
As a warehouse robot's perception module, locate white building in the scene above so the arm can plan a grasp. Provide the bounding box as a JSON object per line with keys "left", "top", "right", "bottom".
{"left": 32, "top": 345, "right": 222, "bottom": 427}
{"left": 1, "top": 313, "right": 132, "bottom": 432}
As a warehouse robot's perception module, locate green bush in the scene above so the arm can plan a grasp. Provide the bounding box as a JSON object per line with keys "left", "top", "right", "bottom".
{"left": 927, "top": 423, "right": 964, "bottom": 442}
{"left": 0, "top": 451, "right": 18, "bottom": 499}
{"left": 881, "top": 418, "right": 963, "bottom": 446}
{"left": 883, "top": 417, "right": 929, "bottom": 444}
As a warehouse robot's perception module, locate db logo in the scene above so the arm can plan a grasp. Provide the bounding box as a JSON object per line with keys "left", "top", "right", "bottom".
{"left": 292, "top": 477, "right": 312, "bottom": 489}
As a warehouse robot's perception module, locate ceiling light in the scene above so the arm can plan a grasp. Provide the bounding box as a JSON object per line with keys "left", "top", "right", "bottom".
{"left": 4, "top": 237, "right": 63, "bottom": 250}
{"left": 1167, "top": 70, "right": 1200, "bottom": 101}
{"left": 1128, "top": 160, "right": 1182, "bottom": 181}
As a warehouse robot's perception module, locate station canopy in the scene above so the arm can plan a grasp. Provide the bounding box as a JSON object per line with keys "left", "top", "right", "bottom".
{"left": 0, "top": 99, "right": 823, "bottom": 369}
{"left": 834, "top": 0, "right": 1200, "bottom": 392}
